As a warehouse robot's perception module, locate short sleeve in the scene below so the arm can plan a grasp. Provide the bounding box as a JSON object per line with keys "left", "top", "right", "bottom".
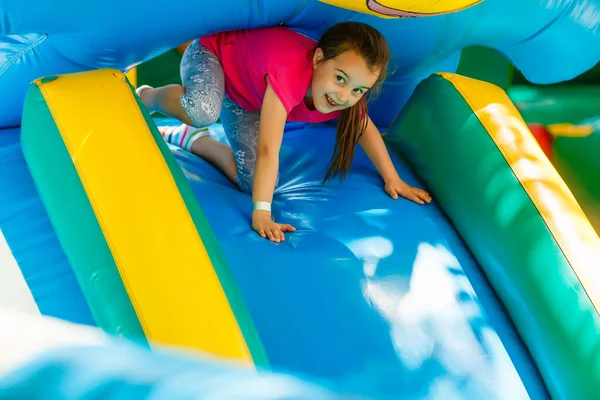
{"left": 265, "top": 51, "right": 312, "bottom": 114}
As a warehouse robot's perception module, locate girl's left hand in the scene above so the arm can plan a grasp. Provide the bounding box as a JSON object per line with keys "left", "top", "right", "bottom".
{"left": 384, "top": 177, "right": 432, "bottom": 205}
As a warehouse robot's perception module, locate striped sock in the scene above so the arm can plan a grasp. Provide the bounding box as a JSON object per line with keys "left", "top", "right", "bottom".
{"left": 158, "top": 124, "right": 209, "bottom": 151}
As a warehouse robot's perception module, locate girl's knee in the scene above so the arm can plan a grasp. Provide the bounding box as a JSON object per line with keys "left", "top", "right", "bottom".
{"left": 180, "top": 91, "right": 221, "bottom": 128}
{"left": 236, "top": 175, "right": 253, "bottom": 194}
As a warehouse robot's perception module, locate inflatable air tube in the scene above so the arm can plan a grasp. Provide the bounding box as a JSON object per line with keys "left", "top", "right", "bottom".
{"left": 385, "top": 72, "right": 600, "bottom": 400}
{"left": 20, "top": 69, "right": 267, "bottom": 366}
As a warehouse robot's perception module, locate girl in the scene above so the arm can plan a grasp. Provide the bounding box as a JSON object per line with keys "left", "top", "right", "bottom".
{"left": 137, "top": 22, "right": 431, "bottom": 243}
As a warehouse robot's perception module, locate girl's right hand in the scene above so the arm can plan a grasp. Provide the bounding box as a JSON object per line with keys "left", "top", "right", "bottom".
{"left": 252, "top": 210, "right": 296, "bottom": 243}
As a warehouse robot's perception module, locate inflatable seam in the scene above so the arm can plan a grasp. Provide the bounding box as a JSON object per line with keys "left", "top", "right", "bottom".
{"left": 0, "top": 33, "right": 47, "bottom": 77}
{"left": 281, "top": 0, "right": 309, "bottom": 25}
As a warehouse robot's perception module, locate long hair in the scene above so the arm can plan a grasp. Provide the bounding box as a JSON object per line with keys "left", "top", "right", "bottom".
{"left": 316, "top": 22, "right": 391, "bottom": 182}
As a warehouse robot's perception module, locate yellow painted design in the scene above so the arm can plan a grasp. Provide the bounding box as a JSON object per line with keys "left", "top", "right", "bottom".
{"left": 439, "top": 72, "right": 600, "bottom": 313}
{"left": 35, "top": 69, "right": 252, "bottom": 363}
{"left": 318, "top": 0, "right": 482, "bottom": 18}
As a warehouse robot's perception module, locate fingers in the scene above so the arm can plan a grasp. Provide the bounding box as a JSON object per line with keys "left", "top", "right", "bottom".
{"left": 395, "top": 187, "right": 432, "bottom": 205}
{"left": 386, "top": 186, "right": 399, "bottom": 200}
{"left": 266, "top": 228, "right": 277, "bottom": 242}
{"left": 280, "top": 224, "right": 296, "bottom": 232}
{"left": 409, "top": 192, "right": 425, "bottom": 205}
{"left": 256, "top": 227, "right": 279, "bottom": 242}
{"left": 423, "top": 193, "right": 432, "bottom": 203}
{"left": 256, "top": 223, "right": 295, "bottom": 243}
{"left": 416, "top": 189, "right": 432, "bottom": 203}
{"left": 270, "top": 223, "right": 296, "bottom": 242}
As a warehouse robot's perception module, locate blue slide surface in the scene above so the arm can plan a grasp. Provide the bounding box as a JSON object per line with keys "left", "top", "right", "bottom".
{"left": 165, "top": 120, "right": 548, "bottom": 398}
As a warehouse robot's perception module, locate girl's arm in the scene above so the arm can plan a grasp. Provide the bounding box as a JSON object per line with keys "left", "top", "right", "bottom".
{"left": 359, "top": 116, "right": 401, "bottom": 183}
{"left": 251, "top": 81, "right": 296, "bottom": 241}
{"left": 359, "top": 116, "right": 432, "bottom": 205}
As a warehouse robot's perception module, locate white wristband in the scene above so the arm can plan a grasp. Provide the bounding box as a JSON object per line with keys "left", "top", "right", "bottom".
{"left": 253, "top": 201, "right": 271, "bottom": 212}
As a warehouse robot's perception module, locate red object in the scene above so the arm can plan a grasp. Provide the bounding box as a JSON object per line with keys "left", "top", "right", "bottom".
{"left": 528, "top": 123, "right": 554, "bottom": 159}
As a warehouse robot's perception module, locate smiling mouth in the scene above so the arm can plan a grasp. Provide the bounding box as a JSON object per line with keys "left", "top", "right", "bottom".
{"left": 326, "top": 94, "right": 339, "bottom": 108}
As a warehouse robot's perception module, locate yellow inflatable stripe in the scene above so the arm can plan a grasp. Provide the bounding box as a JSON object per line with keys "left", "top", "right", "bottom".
{"left": 439, "top": 72, "right": 600, "bottom": 312}
{"left": 36, "top": 69, "right": 252, "bottom": 363}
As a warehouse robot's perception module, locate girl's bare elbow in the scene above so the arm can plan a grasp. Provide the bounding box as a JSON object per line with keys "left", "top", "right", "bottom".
{"left": 257, "top": 144, "right": 278, "bottom": 160}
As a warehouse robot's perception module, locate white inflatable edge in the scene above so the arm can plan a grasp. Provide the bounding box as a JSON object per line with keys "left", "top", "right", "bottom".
{"left": 0, "top": 307, "right": 108, "bottom": 378}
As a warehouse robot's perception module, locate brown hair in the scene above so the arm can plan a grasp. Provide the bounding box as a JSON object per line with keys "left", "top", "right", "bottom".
{"left": 315, "top": 22, "right": 391, "bottom": 182}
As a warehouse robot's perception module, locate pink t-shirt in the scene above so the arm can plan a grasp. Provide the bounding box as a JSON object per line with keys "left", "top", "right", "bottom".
{"left": 199, "top": 27, "right": 340, "bottom": 123}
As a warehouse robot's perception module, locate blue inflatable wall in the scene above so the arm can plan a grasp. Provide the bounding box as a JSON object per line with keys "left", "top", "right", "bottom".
{"left": 1, "top": 0, "right": 599, "bottom": 129}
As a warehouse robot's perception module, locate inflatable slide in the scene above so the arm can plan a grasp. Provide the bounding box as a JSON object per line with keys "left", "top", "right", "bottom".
{"left": 1, "top": 0, "right": 599, "bottom": 399}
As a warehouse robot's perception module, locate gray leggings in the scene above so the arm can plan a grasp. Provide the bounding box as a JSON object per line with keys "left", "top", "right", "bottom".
{"left": 180, "top": 39, "right": 274, "bottom": 193}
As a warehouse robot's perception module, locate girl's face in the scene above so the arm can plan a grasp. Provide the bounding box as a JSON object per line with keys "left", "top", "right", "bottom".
{"left": 308, "top": 49, "right": 381, "bottom": 114}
